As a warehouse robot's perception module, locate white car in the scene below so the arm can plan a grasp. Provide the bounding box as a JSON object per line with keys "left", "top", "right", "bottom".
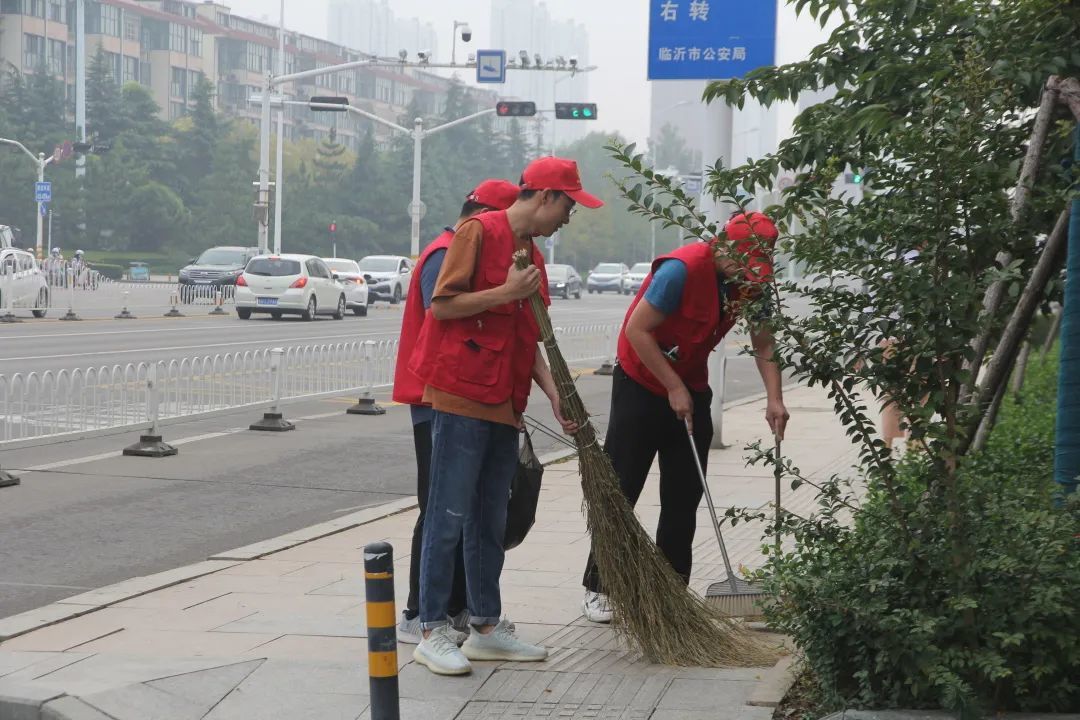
{"left": 0, "top": 247, "right": 49, "bottom": 318}
{"left": 358, "top": 255, "right": 413, "bottom": 304}
{"left": 587, "top": 262, "right": 631, "bottom": 294}
{"left": 235, "top": 254, "right": 347, "bottom": 321}
{"left": 323, "top": 258, "right": 370, "bottom": 316}
{"left": 627, "top": 262, "right": 652, "bottom": 293}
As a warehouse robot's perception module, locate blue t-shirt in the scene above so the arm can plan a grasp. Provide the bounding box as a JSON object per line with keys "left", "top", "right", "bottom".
{"left": 643, "top": 259, "right": 689, "bottom": 316}
{"left": 409, "top": 239, "right": 450, "bottom": 427}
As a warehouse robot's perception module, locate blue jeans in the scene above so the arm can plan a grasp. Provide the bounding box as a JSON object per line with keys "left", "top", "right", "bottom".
{"left": 420, "top": 410, "right": 519, "bottom": 630}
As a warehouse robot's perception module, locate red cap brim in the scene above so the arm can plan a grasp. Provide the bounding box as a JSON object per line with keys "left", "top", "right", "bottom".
{"left": 565, "top": 188, "right": 604, "bottom": 209}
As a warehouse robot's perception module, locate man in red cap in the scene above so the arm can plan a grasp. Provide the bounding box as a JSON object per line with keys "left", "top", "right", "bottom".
{"left": 392, "top": 178, "right": 521, "bottom": 646}
{"left": 581, "top": 211, "right": 790, "bottom": 624}
{"left": 408, "top": 157, "right": 602, "bottom": 675}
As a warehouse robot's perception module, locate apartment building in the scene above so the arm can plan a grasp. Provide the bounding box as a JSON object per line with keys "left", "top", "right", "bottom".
{"left": 0, "top": 0, "right": 495, "bottom": 151}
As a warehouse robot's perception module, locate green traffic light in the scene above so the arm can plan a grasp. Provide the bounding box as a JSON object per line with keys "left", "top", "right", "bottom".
{"left": 852, "top": 173, "right": 863, "bottom": 184}
{"left": 582, "top": 107, "right": 593, "bottom": 118}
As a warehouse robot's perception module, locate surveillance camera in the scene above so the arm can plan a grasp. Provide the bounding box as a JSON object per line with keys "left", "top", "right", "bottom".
{"left": 398, "top": 49, "right": 408, "bottom": 61}
{"left": 519, "top": 50, "right": 530, "bottom": 67}
{"left": 569, "top": 55, "right": 578, "bottom": 68}
{"left": 534, "top": 53, "right": 543, "bottom": 67}
{"left": 418, "top": 49, "right": 431, "bottom": 63}
{"left": 556, "top": 56, "right": 567, "bottom": 68}
{"left": 467, "top": 52, "right": 476, "bottom": 64}
{"left": 460, "top": 23, "right": 472, "bottom": 42}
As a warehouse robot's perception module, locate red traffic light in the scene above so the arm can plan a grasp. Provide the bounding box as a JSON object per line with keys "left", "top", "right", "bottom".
{"left": 496, "top": 101, "right": 537, "bottom": 117}
{"left": 329, "top": 223, "right": 337, "bottom": 233}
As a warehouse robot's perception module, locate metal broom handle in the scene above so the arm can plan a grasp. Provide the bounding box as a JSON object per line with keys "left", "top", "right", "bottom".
{"left": 685, "top": 418, "right": 740, "bottom": 595}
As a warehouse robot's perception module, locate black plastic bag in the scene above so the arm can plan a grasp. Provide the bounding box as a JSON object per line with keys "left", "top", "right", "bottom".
{"left": 503, "top": 430, "right": 543, "bottom": 550}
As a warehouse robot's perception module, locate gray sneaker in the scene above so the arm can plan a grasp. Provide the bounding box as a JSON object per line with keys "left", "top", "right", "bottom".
{"left": 462, "top": 621, "right": 547, "bottom": 662}
{"left": 414, "top": 625, "right": 472, "bottom": 676}
{"left": 449, "top": 609, "right": 471, "bottom": 636}
{"left": 398, "top": 612, "right": 466, "bottom": 646}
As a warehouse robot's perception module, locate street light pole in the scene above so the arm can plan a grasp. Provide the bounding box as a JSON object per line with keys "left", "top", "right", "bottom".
{"left": 1, "top": 138, "right": 54, "bottom": 260}
{"left": 273, "top": 0, "right": 286, "bottom": 255}
{"left": 257, "top": 79, "right": 272, "bottom": 254}
{"left": 410, "top": 117, "right": 423, "bottom": 258}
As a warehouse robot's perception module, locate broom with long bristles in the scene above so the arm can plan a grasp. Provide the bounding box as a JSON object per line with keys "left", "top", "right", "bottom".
{"left": 515, "top": 251, "right": 773, "bottom": 667}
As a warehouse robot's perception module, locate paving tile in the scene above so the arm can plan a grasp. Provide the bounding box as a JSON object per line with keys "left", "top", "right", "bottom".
{"left": 0, "top": 611, "right": 127, "bottom": 652}
{"left": 0, "top": 651, "right": 89, "bottom": 679}
{"left": 204, "top": 685, "right": 369, "bottom": 720}
{"left": 73, "top": 629, "right": 278, "bottom": 657}
{"left": 213, "top": 611, "right": 366, "bottom": 638}
{"left": 188, "top": 591, "right": 361, "bottom": 616}
{"left": 655, "top": 677, "right": 755, "bottom": 710}
{"left": 396, "top": 662, "right": 495, "bottom": 700}
{"left": 356, "top": 697, "right": 466, "bottom": 720}
{"left": 20, "top": 655, "right": 249, "bottom": 696}
{"left": 0, "top": 652, "right": 94, "bottom": 684}
{"left": 231, "top": 658, "right": 368, "bottom": 696}
{"left": 41, "top": 696, "right": 118, "bottom": 720}
{"left": 81, "top": 682, "right": 207, "bottom": 720}
{"left": 146, "top": 658, "right": 265, "bottom": 714}
{"left": 242, "top": 634, "right": 401, "bottom": 664}
{"left": 215, "top": 560, "right": 315, "bottom": 577}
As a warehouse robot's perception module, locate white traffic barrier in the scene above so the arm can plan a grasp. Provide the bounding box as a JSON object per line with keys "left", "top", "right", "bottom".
{"left": 123, "top": 362, "right": 178, "bottom": 456}
{"left": 114, "top": 290, "right": 137, "bottom": 319}
{"left": 164, "top": 289, "right": 184, "bottom": 318}
{"left": 60, "top": 267, "right": 80, "bottom": 321}
{"left": 1, "top": 265, "right": 19, "bottom": 323}
{"left": 594, "top": 324, "right": 616, "bottom": 375}
{"left": 209, "top": 289, "right": 228, "bottom": 316}
{"left": 347, "top": 340, "right": 387, "bottom": 415}
{"left": 0, "top": 323, "right": 619, "bottom": 451}
{"left": 250, "top": 347, "right": 295, "bottom": 431}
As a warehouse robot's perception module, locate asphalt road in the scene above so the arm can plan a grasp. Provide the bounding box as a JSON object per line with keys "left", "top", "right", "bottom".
{"left": 0, "top": 287, "right": 785, "bottom": 619}
{"left": 0, "top": 290, "right": 634, "bottom": 376}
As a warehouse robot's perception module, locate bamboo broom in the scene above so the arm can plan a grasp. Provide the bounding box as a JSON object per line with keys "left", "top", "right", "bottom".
{"left": 515, "top": 251, "right": 772, "bottom": 666}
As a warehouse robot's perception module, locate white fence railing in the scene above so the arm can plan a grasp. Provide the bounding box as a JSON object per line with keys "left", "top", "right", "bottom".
{"left": 0, "top": 324, "right": 619, "bottom": 450}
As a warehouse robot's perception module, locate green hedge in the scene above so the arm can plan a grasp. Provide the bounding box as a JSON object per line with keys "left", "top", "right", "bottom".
{"left": 91, "top": 263, "right": 124, "bottom": 280}
{"left": 761, "top": 350, "right": 1079, "bottom": 716}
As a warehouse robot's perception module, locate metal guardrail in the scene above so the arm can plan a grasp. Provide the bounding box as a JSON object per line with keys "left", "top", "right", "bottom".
{"left": 0, "top": 324, "right": 620, "bottom": 451}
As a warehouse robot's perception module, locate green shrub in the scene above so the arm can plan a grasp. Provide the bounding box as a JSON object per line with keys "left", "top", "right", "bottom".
{"left": 758, "top": 352, "right": 1080, "bottom": 717}
{"left": 91, "top": 263, "right": 124, "bottom": 280}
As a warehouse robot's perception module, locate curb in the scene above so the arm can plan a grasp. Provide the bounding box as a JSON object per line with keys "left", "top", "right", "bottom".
{"left": 748, "top": 654, "right": 798, "bottom": 707}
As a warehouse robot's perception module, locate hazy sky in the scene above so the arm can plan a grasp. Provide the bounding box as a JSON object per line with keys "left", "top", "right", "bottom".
{"left": 223, "top": 1, "right": 823, "bottom": 146}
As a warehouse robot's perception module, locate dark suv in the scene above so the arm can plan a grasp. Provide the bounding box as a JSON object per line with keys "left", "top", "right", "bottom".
{"left": 178, "top": 246, "right": 259, "bottom": 302}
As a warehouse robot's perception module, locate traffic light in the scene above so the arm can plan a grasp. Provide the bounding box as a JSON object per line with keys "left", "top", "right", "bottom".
{"left": 310, "top": 96, "right": 348, "bottom": 112}
{"left": 496, "top": 101, "right": 536, "bottom": 117}
{"left": 554, "top": 102, "right": 597, "bottom": 120}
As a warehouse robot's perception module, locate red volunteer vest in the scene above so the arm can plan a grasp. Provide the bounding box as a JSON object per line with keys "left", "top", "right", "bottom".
{"left": 409, "top": 211, "right": 550, "bottom": 414}
{"left": 392, "top": 229, "right": 454, "bottom": 405}
{"left": 618, "top": 242, "right": 735, "bottom": 397}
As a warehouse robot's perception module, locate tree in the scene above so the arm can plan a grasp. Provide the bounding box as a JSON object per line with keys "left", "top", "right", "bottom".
{"left": 612, "top": 0, "right": 1080, "bottom": 712}
{"left": 650, "top": 122, "right": 695, "bottom": 175}
{"left": 86, "top": 44, "right": 124, "bottom": 142}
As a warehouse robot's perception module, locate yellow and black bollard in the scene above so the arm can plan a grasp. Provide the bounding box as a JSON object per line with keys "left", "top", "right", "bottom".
{"left": 364, "top": 541, "right": 399, "bottom": 720}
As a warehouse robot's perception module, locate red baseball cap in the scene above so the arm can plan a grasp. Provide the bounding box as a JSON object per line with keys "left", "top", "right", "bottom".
{"left": 722, "top": 212, "right": 778, "bottom": 283}
{"left": 467, "top": 179, "right": 520, "bottom": 211}
{"left": 520, "top": 157, "right": 604, "bottom": 209}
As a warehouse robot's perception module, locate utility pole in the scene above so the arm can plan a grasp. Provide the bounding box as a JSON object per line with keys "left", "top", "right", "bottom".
{"left": 273, "top": 0, "right": 285, "bottom": 255}
{"left": 75, "top": 0, "right": 86, "bottom": 179}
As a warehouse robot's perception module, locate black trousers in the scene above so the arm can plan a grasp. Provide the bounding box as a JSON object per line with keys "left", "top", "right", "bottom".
{"left": 583, "top": 366, "right": 713, "bottom": 593}
{"left": 406, "top": 420, "right": 467, "bottom": 619}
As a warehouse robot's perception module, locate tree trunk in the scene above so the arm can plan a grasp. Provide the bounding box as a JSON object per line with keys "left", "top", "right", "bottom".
{"left": 962, "top": 79, "right": 1060, "bottom": 403}
{"left": 966, "top": 208, "right": 1070, "bottom": 455}
{"left": 1011, "top": 340, "right": 1033, "bottom": 399}
{"left": 1042, "top": 306, "right": 1063, "bottom": 356}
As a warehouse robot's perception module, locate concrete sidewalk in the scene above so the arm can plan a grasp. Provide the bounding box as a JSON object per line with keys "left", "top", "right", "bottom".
{"left": 0, "top": 385, "right": 854, "bottom": 720}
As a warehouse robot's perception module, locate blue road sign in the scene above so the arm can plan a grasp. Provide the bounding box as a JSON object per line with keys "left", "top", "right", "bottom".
{"left": 476, "top": 50, "right": 507, "bottom": 84}
{"left": 683, "top": 174, "right": 703, "bottom": 194}
{"left": 35, "top": 181, "right": 52, "bottom": 203}
{"left": 647, "top": 0, "right": 777, "bottom": 81}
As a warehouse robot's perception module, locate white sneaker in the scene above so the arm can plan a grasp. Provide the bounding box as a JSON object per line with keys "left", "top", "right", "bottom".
{"left": 461, "top": 621, "right": 547, "bottom": 662}
{"left": 396, "top": 611, "right": 422, "bottom": 645}
{"left": 413, "top": 625, "right": 472, "bottom": 675}
{"left": 582, "top": 591, "right": 613, "bottom": 624}
{"left": 398, "top": 612, "right": 467, "bottom": 646}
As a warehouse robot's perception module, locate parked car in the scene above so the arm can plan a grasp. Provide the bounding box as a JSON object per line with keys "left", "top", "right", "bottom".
{"left": 587, "top": 262, "right": 630, "bottom": 294}
{"left": 235, "top": 254, "right": 347, "bottom": 321}
{"left": 0, "top": 246, "right": 49, "bottom": 318}
{"left": 178, "top": 246, "right": 259, "bottom": 303}
{"left": 358, "top": 255, "right": 413, "bottom": 304}
{"left": 323, "top": 258, "right": 370, "bottom": 316}
{"left": 127, "top": 261, "right": 151, "bottom": 282}
{"left": 627, "top": 262, "right": 652, "bottom": 293}
{"left": 546, "top": 263, "right": 582, "bottom": 299}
